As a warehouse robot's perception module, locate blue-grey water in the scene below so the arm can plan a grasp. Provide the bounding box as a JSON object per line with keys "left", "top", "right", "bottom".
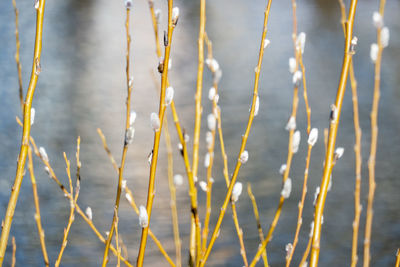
{"left": 0, "top": 0, "right": 399, "bottom": 266}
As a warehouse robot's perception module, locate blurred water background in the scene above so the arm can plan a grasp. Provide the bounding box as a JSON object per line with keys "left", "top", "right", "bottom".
{"left": 0, "top": 0, "right": 399, "bottom": 266}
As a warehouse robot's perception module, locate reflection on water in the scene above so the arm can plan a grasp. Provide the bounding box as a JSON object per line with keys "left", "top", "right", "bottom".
{"left": 0, "top": 0, "right": 399, "bottom": 266}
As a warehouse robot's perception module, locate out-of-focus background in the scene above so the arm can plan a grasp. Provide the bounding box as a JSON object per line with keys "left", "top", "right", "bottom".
{"left": 0, "top": 0, "right": 399, "bottom": 266}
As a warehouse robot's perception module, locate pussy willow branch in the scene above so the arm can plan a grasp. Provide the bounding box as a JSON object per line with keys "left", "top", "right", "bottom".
{"left": 396, "top": 249, "right": 400, "bottom": 267}
{"left": 338, "top": 1, "right": 363, "bottom": 266}
{"left": 150, "top": 70, "right": 182, "bottom": 267}
{"left": 286, "top": 0, "right": 313, "bottom": 264}
{"left": 199, "top": 1, "right": 272, "bottom": 265}
{"left": 15, "top": 124, "right": 133, "bottom": 267}
{"left": 0, "top": 0, "right": 46, "bottom": 263}
{"left": 97, "top": 128, "right": 176, "bottom": 267}
{"left": 285, "top": 143, "right": 313, "bottom": 267}
{"left": 191, "top": 0, "right": 207, "bottom": 262}
{"left": 136, "top": 1, "right": 175, "bottom": 264}
{"left": 12, "top": 0, "right": 23, "bottom": 110}
{"left": 102, "top": 6, "right": 134, "bottom": 265}
{"left": 27, "top": 147, "right": 49, "bottom": 266}
{"left": 247, "top": 184, "right": 268, "bottom": 267}
{"left": 250, "top": 3, "right": 302, "bottom": 266}
{"left": 310, "top": 0, "right": 358, "bottom": 265}
{"left": 202, "top": 33, "right": 249, "bottom": 266}
{"left": 55, "top": 152, "right": 80, "bottom": 267}
{"left": 146, "top": 5, "right": 201, "bottom": 265}
{"left": 163, "top": 118, "right": 182, "bottom": 267}
{"left": 363, "top": 1, "right": 386, "bottom": 266}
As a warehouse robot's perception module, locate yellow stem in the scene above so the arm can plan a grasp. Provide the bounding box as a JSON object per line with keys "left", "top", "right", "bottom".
{"left": 136, "top": 1, "right": 175, "bottom": 265}
{"left": 309, "top": 0, "right": 358, "bottom": 265}
{"left": 247, "top": 184, "right": 268, "bottom": 267}
{"left": 28, "top": 147, "right": 49, "bottom": 266}
{"left": 199, "top": 1, "right": 272, "bottom": 265}
{"left": 363, "top": 1, "right": 386, "bottom": 266}
{"left": 0, "top": 0, "right": 46, "bottom": 263}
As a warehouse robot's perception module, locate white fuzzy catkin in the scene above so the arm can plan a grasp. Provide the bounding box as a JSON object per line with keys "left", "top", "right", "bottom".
{"left": 205, "top": 58, "right": 220, "bottom": 72}
{"left": 254, "top": 96, "right": 260, "bottom": 116}
{"left": 313, "top": 186, "right": 320, "bottom": 206}
{"left": 239, "top": 150, "right": 249, "bottom": 164}
{"left": 335, "top": 147, "right": 344, "bottom": 159}
{"left": 292, "top": 70, "right": 302, "bottom": 87}
{"left": 380, "top": 27, "right": 390, "bottom": 48}
{"left": 150, "top": 112, "right": 160, "bottom": 131}
{"left": 125, "top": 127, "right": 135, "bottom": 144}
{"left": 232, "top": 182, "right": 243, "bottom": 202}
{"left": 39, "top": 147, "right": 49, "bottom": 162}
{"left": 31, "top": 108, "right": 35, "bottom": 125}
{"left": 370, "top": 43, "right": 378, "bottom": 63}
{"left": 263, "top": 39, "right": 271, "bottom": 49}
{"left": 279, "top": 164, "right": 287, "bottom": 175}
{"left": 308, "top": 128, "right": 318, "bottom": 146}
{"left": 155, "top": 9, "right": 162, "bottom": 24}
{"left": 208, "top": 87, "right": 216, "bottom": 101}
{"left": 139, "top": 205, "right": 149, "bottom": 228}
{"left": 285, "top": 243, "right": 293, "bottom": 259}
{"left": 372, "top": 12, "right": 383, "bottom": 29}
{"left": 309, "top": 221, "right": 314, "bottom": 238}
{"left": 207, "top": 113, "right": 216, "bottom": 131}
{"left": 173, "top": 174, "right": 183, "bottom": 186}
{"left": 129, "top": 110, "right": 136, "bottom": 126}
{"left": 165, "top": 86, "right": 174, "bottom": 105}
{"left": 289, "top": 57, "right": 296, "bottom": 74}
{"left": 205, "top": 131, "right": 213, "bottom": 149}
{"left": 199, "top": 181, "right": 208, "bottom": 192}
{"left": 34, "top": 0, "right": 39, "bottom": 9}
{"left": 281, "top": 178, "right": 292, "bottom": 199}
{"left": 297, "top": 32, "right": 306, "bottom": 54}
{"left": 204, "top": 153, "right": 211, "bottom": 168}
{"left": 124, "top": 0, "right": 132, "bottom": 9}
{"left": 292, "top": 130, "right": 301, "bottom": 153}
{"left": 85, "top": 207, "right": 93, "bottom": 220}
{"left": 285, "top": 116, "right": 296, "bottom": 131}
{"left": 172, "top": 7, "right": 180, "bottom": 25}
{"left": 121, "top": 180, "right": 127, "bottom": 190}
{"left": 125, "top": 193, "right": 133, "bottom": 203}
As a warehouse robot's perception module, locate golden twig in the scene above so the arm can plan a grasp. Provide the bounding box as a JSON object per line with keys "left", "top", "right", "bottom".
{"left": 310, "top": 0, "right": 358, "bottom": 265}
{"left": 395, "top": 249, "right": 400, "bottom": 267}
{"left": 199, "top": 1, "right": 272, "bottom": 265}
{"left": 28, "top": 147, "right": 49, "bottom": 266}
{"left": 12, "top": 0, "right": 23, "bottom": 110}
{"left": 363, "top": 1, "right": 386, "bottom": 266}
{"left": 136, "top": 1, "right": 177, "bottom": 265}
{"left": 102, "top": 5, "right": 135, "bottom": 265}
{"left": 146, "top": 3, "right": 201, "bottom": 265}
{"left": 337, "top": 1, "right": 363, "bottom": 266}
{"left": 0, "top": 0, "right": 46, "bottom": 263}
{"left": 55, "top": 152, "right": 80, "bottom": 267}
{"left": 97, "top": 128, "right": 176, "bottom": 266}
{"left": 247, "top": 184, "right": 268, "bottom": 266}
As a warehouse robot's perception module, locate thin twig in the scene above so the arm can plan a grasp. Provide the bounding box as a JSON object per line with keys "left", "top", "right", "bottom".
{"left": 136, "top": 0, "right": 177, "bottom": 265}
{"left": 0, "top": 0, "right": 46, "bottom": 262}
{"left": 337, "top": 1, "right": 363, "bottom": 266}
{"left": 97, "top": 128, "right": 176, "bottom": 267}
{"left": 12, "top": 0, "right": 23, "bottom": 110}
{"left": 363, "top": 1, "right": 386, "bottom": 266}
{"left": 199, "top": 1, "right": 272, "bottom": 265}
{"left": 55, "top": 152, "right": 80, "bottom": 267}
{"left": 247, "top": 184, "right": 268, "bottom": 267}
{"left": 28, "top": 147, "right": 49, "bottom": 266}
{"left": 102, "top": 4, "right": 135, "bottom": 265}
{"left": 310, "top": 0, "right": 358, "bottom": 265}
